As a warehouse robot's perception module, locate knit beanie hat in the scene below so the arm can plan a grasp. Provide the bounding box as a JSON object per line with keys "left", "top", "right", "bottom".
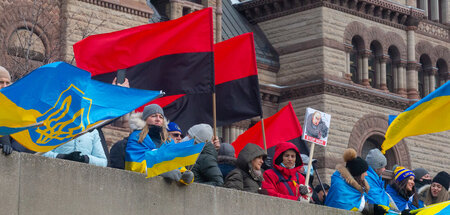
{"left": 412, "top": 168, "right": 429, "bottom": 180}
{"left": 343, "top": 148, "right": 368, "bottom": 177}
{"left": 142, "top": 104, "right": 164, "bottom": 121}
{"left": 0, "top": 66, "right": 11, "bottom": 80}
{"left": 394, "top": 166, "right": 415, "bottom": 182}
{"left": 187, "top": 124, "right": 213, "bottom": 144}
{"left": 432, "top": 171, "right": 449, "bottom": 190}
{"left": 167, "top": 122, "right": 182, "bottom": 133}
{"left": 365, "top": 148, "right": 387, "bottom": 169}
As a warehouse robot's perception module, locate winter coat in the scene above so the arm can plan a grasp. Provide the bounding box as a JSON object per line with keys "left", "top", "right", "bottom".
{"left": 108, "top": 137, "right": 128, "bottom": 169}
{"left": 417, "top": 184, "right": 450, "bottom": 205}
{"left": 261, "top": 142, "right": 307, "bottom": 201}
{"left": 325, "top": 164, "right": 371, "bottom": 212}
{"left": 305, "top": 113, "right": 328, "bottom": 139}
{"left": 191, "top": 142, "right": 224, "bottom": 186}
{"left": 125, "top": 113, "right": 164, "bottom": 173}
{"left": 224, "top": 143, "right": 266, "bottom": 193}
{"left": 218, "top": 143, "right": 237, "bottom": 179}
{"left": 42, "top": 129, "right": 107, "bottom": 167}
{"left": 366, "top": 166, "right": 391, "bottom": 208}
{"left": 385, "top": 184, "right": 424, "bottom": 211}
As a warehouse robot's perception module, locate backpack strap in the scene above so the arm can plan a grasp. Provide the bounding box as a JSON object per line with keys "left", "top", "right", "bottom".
{"left": 273, "top": 168, "right": 295, "bottom": 196}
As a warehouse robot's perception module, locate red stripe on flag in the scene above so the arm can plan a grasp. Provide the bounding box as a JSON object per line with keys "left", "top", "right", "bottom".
{"left": 135, "top": 94, "right": 185, "bottom": 112}
{"left": 214, "top": 32, "right": 258, "bottom": 85}
{"left": 231, "top": 102, "right": 302, "bottom": 157}
{"left": 74, "top": 8, "right": 213, "bottom": 76}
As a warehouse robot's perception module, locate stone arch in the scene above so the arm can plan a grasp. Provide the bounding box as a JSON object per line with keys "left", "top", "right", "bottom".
{"left": 433, "top": 45, "right": 450, "bottom": 65}
{"left": 365, "top": 26, "right": 385, "bottom": 52}
{"left": 348, "top": 114, "right": 412, "bottom": 169}
{"left": 415, "top": 41, "right": 435, "bottom": 63}
{"left": 344, "top": 21, "right": 367, "bottom": 49}
{"left": 384, "top": 32, "right": 407, "bottom": 60}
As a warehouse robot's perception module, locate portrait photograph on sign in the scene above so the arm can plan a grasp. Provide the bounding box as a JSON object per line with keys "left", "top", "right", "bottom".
{"left": 302, "top": 107, "right": 331, "bottom": 146}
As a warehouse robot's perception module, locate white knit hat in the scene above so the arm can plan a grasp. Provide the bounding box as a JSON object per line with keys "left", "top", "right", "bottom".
{"left": 0, "top": 66, "right": 11, "bottom": 80}
{"left": 187, "top": 124, "right": 213, "bottom": 144}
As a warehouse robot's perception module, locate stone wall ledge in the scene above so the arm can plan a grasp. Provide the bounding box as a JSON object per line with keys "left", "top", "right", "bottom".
{"left": 0, "top": 152, "right": 359, "bottom": 215}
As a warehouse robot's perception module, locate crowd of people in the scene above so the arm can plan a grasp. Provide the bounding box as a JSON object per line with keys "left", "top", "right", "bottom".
{"left": 1, "top": 66, "right": 449, "bottom": 215}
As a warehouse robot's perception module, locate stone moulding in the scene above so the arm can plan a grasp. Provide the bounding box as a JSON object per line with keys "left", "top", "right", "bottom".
{"left": 78, "top": 0, "right": 154, "bottom": 18}
{"left": 275, "top": 78, "right": 411, "bottom": 110}
{"left": 235, "top": 0, "right": 424, "bottom": 29}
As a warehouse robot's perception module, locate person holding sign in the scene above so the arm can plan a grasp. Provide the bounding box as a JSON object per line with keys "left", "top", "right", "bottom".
{"left": 261, "top": 142, "right": 312, "bottom": 202}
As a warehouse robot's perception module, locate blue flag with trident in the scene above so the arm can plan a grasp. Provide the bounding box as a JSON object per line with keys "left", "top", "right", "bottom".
{"left": 0, "top": 62, "right": 161, "bottom": 152}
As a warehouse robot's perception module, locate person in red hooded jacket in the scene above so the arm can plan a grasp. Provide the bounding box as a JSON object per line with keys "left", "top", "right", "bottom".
{"left": 261, "top": 142, "right": 312, "bottom": 201}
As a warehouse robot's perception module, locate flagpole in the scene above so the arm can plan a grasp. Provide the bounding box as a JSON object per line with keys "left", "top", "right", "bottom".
{"left": 212, "top": 92, "right": 217, "bottom": 138}
{"left": 261, "top": 117, "right": 267, "bottom": 153}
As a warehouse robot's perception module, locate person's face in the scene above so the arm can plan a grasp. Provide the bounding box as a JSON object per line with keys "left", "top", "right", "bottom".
{"left": 312, "top": 113, "right": 321, "bottom": 126}
{"left": 430, "top": 182, "right": 442, "bottom": 197}
{"left": 146, "top": 113, "right": 164, "bottom": 126}
{"left": 0, "top": 77, "right": 11, "bottom": 89}
{"left": 169, "top": 131, "right": 182, "bottom": 143}
{"left": 406, "top": 176, "right": 415, "bottom": 192}
{"left": 375, "top": 167, "right": 386, "bottom": 177}
{"left": 421, "top": 174, "right": 432, "bottom": 181}
{"left": 251, "top": 156, "right": 264, "bottom": 170}
{"left": 282, "top": 149, "right": 296, "bottom": 168}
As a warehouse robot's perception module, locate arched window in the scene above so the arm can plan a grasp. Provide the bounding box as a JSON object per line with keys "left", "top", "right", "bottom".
{"left": 7, "top": 28, "right": 45, "bottom": 62}
{"left": 350, "top": 36, "right": 364, "bottom": 84}
{"left": 369, "top": 41, "right": 382, "bottom": 89}
{"left": 361, "top": 135, "right": 396, "bottom": 171}
{"left": 419, "top": 54, "right": 432, "bottom": 98}
{"left": 387, "top": 46, "right": 401, "bottom": 93}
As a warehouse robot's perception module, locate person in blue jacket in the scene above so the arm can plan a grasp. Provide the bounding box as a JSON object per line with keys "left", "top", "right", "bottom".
{"left": 365, "top": 149, "right": 392, "bottom": 209}
{"left": 42, "top": 129, "right": 107, "bottom": 167}
{"left": 326, "top": 148, "right": 387, "bottom": 215}
{"left": 385, "top": 166, "right": 424, "bottom": 213}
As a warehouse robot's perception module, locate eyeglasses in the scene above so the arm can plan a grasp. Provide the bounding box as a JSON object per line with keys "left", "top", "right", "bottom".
{"left": 170, "top": 133, "right": 183, "bottom": 138}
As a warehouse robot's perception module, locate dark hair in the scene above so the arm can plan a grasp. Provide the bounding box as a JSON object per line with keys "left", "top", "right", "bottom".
{"left": 391, "top": 177, "right": 419, "bottom": 207}
{"left": 275, "top": 149, "right": 302, "bottom": 167}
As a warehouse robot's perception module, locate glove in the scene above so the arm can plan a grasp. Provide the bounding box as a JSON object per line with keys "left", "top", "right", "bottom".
{"left": 1, "top": 143, "right": 13, "bottom": 155}
{"left": 179, "top": 170, "right": 194, "bottom": 185}
{"left": 299, "top": 184, "right": 309, "bottom": 195}
{"left": 258, "top": 188, "right": 268, "bottom": 195}
{"left": 373, "top": 204, "right": 387, "bottom": 215}
{"left": 160, "top": 169, "right": 182, "bottom": 181}
{"left": 57, "top": 151, "right": 88, "bottom": 163}
{"left": 401, "top": 209, "right": 411, "bottom": 215}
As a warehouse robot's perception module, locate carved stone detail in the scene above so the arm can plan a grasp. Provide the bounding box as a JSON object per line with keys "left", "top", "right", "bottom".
{"left": 417, "top": 20, "right": 450, "bottom": 42}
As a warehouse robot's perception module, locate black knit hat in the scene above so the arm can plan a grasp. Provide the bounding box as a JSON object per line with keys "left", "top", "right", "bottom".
{"left": 432, "top": 171, "right": 449, "bottom": 190}
{"left": 343, "top": 148, "right": 368, "bottom": 177}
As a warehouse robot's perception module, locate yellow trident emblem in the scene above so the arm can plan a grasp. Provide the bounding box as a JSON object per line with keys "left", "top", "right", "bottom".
{"left": 35, "top": 84, "right": 92, "bottom": 144}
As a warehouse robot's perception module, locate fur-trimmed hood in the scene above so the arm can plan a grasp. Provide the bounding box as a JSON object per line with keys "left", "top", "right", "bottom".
{"left": 336, "top": 164, "right": 370, "bottom": 194}
{"left": 129, "top": 112, "right": 146, "bottom": 131}
{"left": 418, "top": 184, "right": 450, "bottom": 196}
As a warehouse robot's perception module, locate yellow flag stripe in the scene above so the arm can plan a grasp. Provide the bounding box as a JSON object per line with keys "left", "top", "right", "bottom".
{"left": 146, "top": 153, "right": 199, "bottom": 178}
{"left": 0, "top": 93, "right": 42, "bottom": 127}
{"left": 125, "top": 160, "right": 147, "bottom": 174}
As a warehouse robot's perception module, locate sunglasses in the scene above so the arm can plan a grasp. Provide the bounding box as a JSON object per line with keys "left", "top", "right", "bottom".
{"left": 170, "top": 133, "right": 183, "bottom": 138}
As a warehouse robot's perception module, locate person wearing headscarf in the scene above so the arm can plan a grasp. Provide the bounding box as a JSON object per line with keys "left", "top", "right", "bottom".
{"left": 224, "top": 143, "right": 266, "bottom": 193}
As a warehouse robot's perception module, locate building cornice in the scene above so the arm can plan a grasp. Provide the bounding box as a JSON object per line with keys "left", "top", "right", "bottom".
{"left": 235, "top": 0, "right": 424, "bottom": 30}
{"left": 261, "top": 78, "right": 411, "bottom": 110}
{"left": 78, "top": 0, "right": 154, "bottom": 18}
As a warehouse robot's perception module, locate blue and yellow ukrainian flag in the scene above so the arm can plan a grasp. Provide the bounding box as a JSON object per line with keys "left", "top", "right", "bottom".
{"left": 381, "top": 81, "right": 450, "bottom": 153}
{"left": 0, "top": 62, "right": 161, "bottom": 152}
{"left": 145, "top": 140, "right": 204, "bottom": 178}
{"left": 410, "top": 200, "right": 450, "bottom": 215}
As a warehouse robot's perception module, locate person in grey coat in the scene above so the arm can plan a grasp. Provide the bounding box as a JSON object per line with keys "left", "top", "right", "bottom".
{"left": 224, "top": 143, "right": 267, "bottom": 193}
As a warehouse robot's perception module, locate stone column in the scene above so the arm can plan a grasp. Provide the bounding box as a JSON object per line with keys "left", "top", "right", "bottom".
{"left": 344, "top": 44, "right": 353, "bottom": 81}
{"left": 216, "top": 0, "right": 223, "bottom": 43}
{"left": 375, "top": 58, "right": 381, "bottom": 88}
{"left": 419, "top": 0, "right": 429, "bottom": 18}
{"left": 398, "top": 61, "right": 407, "bottom": 96}
{"left": 406, "top": 27, "right": 419, "bottom": 99}
{"left": 393, "top": 63, "right": 398, "bottom": 92}
{"left": 380, "top": 55, "right": 388, "bottom": 91}
{"left": 428, "top": 67, "right": 438, "bottom": 93}
{"left": 169, "top": 0, "right": 180, "bottom": 19}
{"left": 443, "top": 0, "right": 449, "bottom": 24}
{"left": 358, "top": 55, "right": 363, "bottom": 83}
{"left": 423, "top": 71, "right": 430, "bottom": 96}
{"left": 362, "top": 50, "right": 371, "bottom": 86}
{"left": 430, "top": 0, "right": 440, "bottom": 21}
{"left": 223, "top": 126, "right": 230, "bottom": 143}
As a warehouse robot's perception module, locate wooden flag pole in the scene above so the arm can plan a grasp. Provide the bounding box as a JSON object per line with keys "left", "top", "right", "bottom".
{"left": 261, "top": 117, "right": 267, "bottom": 153}
{"left": 212, "top": 92, "right": 217, "bottom": 138}
{"left": 304, "top": 141, "right": 315, "bottom": 201}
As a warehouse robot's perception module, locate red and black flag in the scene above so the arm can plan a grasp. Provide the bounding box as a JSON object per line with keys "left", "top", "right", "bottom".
{"left": 140, "top": 33, "right": 262, "bottom": 131}
{"left": 73, "top": 8, "right": 214, "bottom": 96}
